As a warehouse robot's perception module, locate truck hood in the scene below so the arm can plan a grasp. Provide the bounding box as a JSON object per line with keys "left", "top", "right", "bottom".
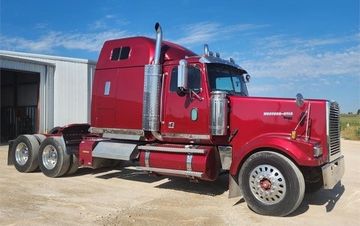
{"left": 228, "top": 95, "right": 329, "bottom": 158}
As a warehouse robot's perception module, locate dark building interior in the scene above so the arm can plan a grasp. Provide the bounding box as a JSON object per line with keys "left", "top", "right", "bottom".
{"left": 0, "top": 69, "right": 40, "bottom": 143}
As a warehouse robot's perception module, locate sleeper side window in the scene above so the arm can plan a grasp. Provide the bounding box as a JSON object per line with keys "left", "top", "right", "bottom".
{"left": 111, "top": 46, "right": 130, "bottom": 60}
{"left": 170, "top": 66, "right": 201, "bottom": 93}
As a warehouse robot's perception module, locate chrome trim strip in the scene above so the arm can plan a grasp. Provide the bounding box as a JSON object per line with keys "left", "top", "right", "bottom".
{"left": 137, "top": 166, "right": 203, "bottom": 177}
{"left": 144, "top": 151, "right": 150, "bottom": 168}
{"left": 138, "top": 145, "right": 205, "bottom": 154}
{"left": 186, "top": 154, "right": 193, "bottom": 171}
{"left": 102, "top": 133, "right": 141, "bottom": 141}
{"left": 326, "top": 101, "right": 330, "bottom": 162}
{"left": 89, "top": 127, "right": 144, "bottom": 136}
{"left": 161, "top": 133, "right": 210, "bottom": 140}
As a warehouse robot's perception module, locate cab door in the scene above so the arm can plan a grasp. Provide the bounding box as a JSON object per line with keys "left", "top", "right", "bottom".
{"left": 161, "top": 64, "right": 210, "bottom": 140}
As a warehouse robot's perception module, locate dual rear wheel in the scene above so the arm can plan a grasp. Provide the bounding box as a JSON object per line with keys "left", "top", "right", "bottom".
{"left": 11, "top": 135, "right": 78, "bottom": 177}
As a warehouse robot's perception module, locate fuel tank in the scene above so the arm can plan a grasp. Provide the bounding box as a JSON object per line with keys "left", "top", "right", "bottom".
{"left": 138, "top": 144, "right": 221, "bottom": 181}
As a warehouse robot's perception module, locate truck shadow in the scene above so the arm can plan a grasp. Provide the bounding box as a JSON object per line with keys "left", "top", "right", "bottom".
{"left": 74, "top": 167, "right": 228, "bottom": 196}
{"left": 288, "top": 182, "right": 345, "bottom": 216}
{"left": 73, "top": 167, "right": 164, "bottom": 183}
{"left": 154, "top": 173, "right": 228, "bottom": 196}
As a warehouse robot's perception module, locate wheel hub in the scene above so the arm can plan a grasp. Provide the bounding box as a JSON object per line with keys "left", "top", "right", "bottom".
{"left": 42, "top": 145, "right": 58, "bottom": 170}
{"left": 260, "top": 178, "right": 272, "bottom": 190}
{"left": 15, "top": 142, "right": 29, "bottom": 166}
{"left": 249, "top": 164, "right": 286, "bottom": 205}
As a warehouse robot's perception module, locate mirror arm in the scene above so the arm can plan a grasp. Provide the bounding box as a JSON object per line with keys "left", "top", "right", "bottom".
{"left": 190, "top": 89, "right": 204, "bottom": 101}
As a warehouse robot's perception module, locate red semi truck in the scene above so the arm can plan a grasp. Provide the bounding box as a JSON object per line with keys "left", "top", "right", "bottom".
{"left": 8, "top": 23, "right": 344, "bottom": 216}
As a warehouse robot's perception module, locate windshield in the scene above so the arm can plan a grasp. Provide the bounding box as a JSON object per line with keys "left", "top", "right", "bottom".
{"left": 207, "top": 64, "right": 248, "bottom": 96}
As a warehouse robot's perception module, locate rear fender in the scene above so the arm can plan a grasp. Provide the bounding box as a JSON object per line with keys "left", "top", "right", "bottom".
{"left": 48, "top": 136, "right": 67, "bottom": 154}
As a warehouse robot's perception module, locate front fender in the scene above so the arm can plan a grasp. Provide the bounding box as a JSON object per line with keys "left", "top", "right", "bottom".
{"left": 229, "top": 133, "right": 326, "bottom": 176}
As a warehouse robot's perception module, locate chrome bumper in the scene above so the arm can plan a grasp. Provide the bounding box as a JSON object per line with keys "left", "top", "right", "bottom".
{"left": 322, "top": 155, "right": 345, "bottom": 189}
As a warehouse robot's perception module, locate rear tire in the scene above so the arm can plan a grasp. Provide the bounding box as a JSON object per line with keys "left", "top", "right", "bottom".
{"left": 66, "top": 154, "right": 79, "bottom": 175}
{"left": 33, "top": 134, "right": 46, "bottom": 144}
{"left": 12, "top": 135, "right": 40, "bottom": 173}
{"left": 239, "top": 151, "right": 305, "bottom": 216}
{"left": 49, "top": 127, "right": 61, "bottom": 135}
{"left": 38, "top": 137, "right": 71, "bottom": 177}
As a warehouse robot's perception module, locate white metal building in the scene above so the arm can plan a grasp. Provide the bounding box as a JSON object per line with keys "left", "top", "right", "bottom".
{"left": 0, "top": 50, "right": 96, "bottom": 143}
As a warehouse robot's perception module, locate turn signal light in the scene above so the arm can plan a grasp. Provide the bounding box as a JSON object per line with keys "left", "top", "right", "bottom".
{"left": 290, "top": 130, "right": 297, "bottom": 140}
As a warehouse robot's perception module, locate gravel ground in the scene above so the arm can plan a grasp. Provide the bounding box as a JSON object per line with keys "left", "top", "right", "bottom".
{"left": 0, "top": 139, "right": 359, "bottom": 226}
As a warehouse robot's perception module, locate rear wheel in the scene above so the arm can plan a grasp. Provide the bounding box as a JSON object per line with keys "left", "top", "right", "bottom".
{"left": 66, "top": 154, "right": 79, "bottom": 175}
{"left": 12, "top": 135, "right": 40, "bottom": 173}
{"left": 38, "top": 137, "right": 70, "bottom": 177}
{"left": 239, "top": 151, "right": 305, "bottom": 216}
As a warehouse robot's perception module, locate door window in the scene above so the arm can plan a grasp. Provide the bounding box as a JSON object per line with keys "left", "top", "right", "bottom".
{"left": 170, "top": 66, "right": 201, "bottom": 92}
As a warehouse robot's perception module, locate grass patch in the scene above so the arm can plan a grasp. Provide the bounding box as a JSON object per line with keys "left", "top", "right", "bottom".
{"left": 340, "top": 114, "right": 360, "bottom": 140}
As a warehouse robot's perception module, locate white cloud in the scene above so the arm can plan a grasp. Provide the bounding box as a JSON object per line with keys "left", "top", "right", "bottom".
{"left": 239, "top": 35, "right": 360, "bottom": 78}
{"left": 174, "top": 22, "right": 266, "bottom": 45}
{"left": 0, "top": 30, "right": 129, "bottom": 53}
{"left": 89, "top": 14, "right": 128, "bottom": 31}
{"left": 174, "top": 22, "right": 219, "bottom": 45}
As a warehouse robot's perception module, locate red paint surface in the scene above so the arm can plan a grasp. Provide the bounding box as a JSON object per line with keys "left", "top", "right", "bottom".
{"left": 91, "top": 37, "right": 195, "bottom": 130}
{"left": 79, "top": 138, "right": 103, "bottom": 166}
{"left": 139, "top": 144, "right": 220, "bottom": 181}
{"left": 228, "top": 96, "right": 328, "bottom": 176}
{"left": 160, "top": 61, "right": 211, "bottom": 141}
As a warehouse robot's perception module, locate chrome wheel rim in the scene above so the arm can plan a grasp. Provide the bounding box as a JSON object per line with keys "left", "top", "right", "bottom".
{"left": 15, "top": 142, "right": 29, "bottom": 166}
{"left": 249, "top": 164, "right": 286, "bottom": 205}
{"left": 42, "top": 145, "right": 58, "bottom": 170}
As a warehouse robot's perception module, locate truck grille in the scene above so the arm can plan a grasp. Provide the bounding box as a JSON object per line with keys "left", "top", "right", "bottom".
{"left": 328, "top": 102, "right": 341, "bottom": 161}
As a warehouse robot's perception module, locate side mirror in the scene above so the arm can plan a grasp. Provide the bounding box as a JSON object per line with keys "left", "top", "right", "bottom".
{"left": 245, "top": 74, "right": 251, "bottom": 83}
{"left": 177, "top": 59, "right": 188, "bottom": 92}
{"left": 296, "top": 93, "right": 304, "bottom": 107}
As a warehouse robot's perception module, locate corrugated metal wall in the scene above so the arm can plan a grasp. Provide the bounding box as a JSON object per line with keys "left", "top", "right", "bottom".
{"left": 0, "top": 51, "right": 96, "bottom": 131}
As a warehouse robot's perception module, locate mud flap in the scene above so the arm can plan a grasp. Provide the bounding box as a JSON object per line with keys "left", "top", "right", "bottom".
{"left": 228, "top": 174, "right": 242, "bottom": 198}
{"left": 7, "top": 140, "right": 14, "bottom": 165}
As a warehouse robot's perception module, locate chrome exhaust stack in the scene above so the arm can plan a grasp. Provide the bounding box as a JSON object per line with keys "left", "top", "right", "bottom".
{"left": 154, "top": 23, "right": 162, "bottom": 65}
{"left": 142, "top": 23, "right": 163, "bottom": 140}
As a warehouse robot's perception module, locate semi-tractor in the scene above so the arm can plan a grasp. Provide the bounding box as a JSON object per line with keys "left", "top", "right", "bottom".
{"left": 7, "top": 23, "right": 344, "bottom": 216}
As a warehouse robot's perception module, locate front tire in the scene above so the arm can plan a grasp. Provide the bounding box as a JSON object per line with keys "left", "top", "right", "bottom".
{"left": 239, "top": 151, "right": 305, "bottom": 216}
{"left": 12, "top": 135, "right": 40, "bottom": 173}
{"left": 38, "top": 137, "right": 71, "bottom": 177}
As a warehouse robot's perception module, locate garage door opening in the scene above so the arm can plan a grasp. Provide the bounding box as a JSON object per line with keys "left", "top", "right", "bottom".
{"left": 1, "top": 69, "right": 40, "bottom": 143}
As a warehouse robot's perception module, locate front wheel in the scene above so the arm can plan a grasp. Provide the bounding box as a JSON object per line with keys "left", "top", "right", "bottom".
{"left": 239, "top": 151, "right": 305, "bottom": 216}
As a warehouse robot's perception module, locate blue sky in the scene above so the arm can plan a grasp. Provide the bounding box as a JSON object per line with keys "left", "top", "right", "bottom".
{"left": 1, "top": 0, "right": 359, "bottom": 113}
